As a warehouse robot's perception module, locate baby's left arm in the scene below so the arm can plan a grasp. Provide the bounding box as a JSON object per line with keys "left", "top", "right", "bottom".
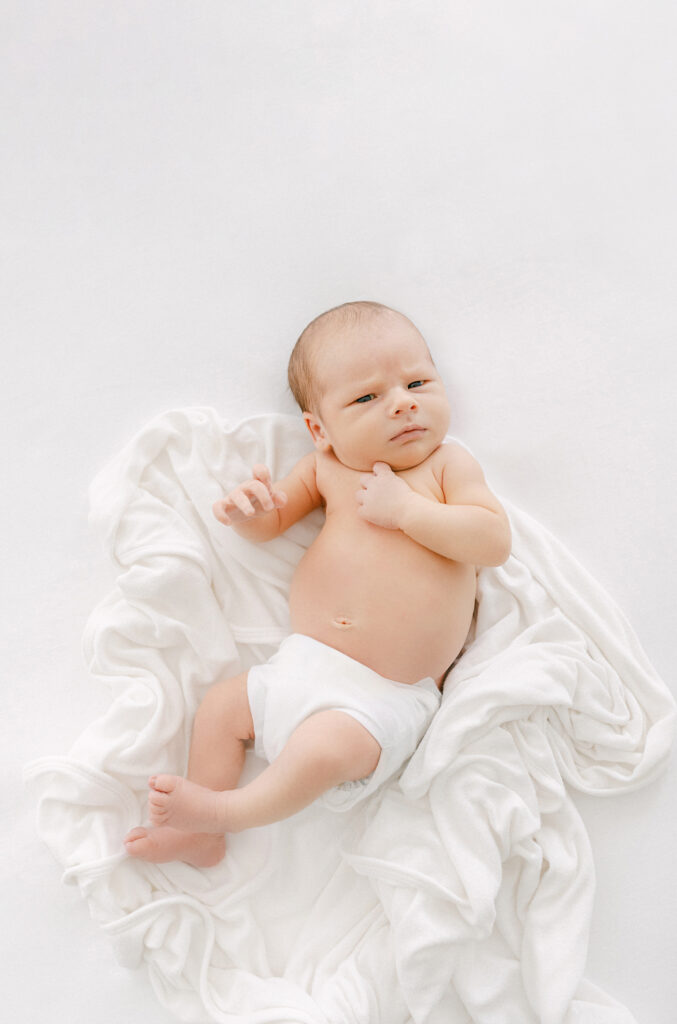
{"left": 356, "top": 447, "right": 511, "bottom": 567}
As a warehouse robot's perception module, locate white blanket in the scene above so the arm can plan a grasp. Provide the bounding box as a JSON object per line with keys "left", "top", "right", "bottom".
{"left": 26, "top": 408, "right": 675, "bottom": 1024}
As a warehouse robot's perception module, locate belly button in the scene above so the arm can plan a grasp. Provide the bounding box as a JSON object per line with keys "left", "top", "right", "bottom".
{"left": 332, "top": 615, "right": 353, "bottom": 629}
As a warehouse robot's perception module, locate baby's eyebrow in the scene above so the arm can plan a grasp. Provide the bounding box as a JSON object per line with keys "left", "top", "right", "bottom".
{"left": 347, "top": 365, "right": 432, "bottom": 397}
{"left": 351, "top": 378, "right": 381, "bottom": 394}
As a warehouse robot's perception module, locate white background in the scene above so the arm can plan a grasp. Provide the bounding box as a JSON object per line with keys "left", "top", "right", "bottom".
{"left": 2, "top": 2, "right": 675, "bottom": 1021}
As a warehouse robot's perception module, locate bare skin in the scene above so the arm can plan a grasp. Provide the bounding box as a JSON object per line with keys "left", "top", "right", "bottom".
{"left": 125, "top": 309, "right": 511, "bottom": 864}
{"left": 124, "top": 675, "right": 251, "bottom": 865}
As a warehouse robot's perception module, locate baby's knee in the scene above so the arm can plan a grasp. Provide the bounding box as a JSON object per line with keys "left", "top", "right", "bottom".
{"left": 340, "top": 725, "right": 381, "bottom": 781}
{"left": 300, "top": 711, "right": 381, "bottom": 781}
{"left": 197, "top": 671, "right": 254, "bottom": 741}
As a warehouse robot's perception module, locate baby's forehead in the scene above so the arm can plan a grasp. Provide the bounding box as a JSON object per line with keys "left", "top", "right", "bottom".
{"left": 314, "top": 316, "right": 432, "bottom": 371}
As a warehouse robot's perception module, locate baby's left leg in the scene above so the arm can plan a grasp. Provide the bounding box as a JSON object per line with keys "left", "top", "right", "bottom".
{"left": 149, "top": 710, "right": 381, "bottom": 833}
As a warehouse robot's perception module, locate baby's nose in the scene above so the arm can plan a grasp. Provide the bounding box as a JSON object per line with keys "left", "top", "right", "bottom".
{"left": 390, "top": 388, "right": 418, "bottom": 413}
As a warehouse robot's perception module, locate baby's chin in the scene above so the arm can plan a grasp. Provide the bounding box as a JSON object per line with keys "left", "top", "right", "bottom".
{"left": 341, "top": 447, "right": 438, "bottom": 473}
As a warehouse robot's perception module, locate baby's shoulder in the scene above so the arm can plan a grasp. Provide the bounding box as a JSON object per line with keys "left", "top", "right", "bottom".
{"left": 430, "top": 439, "right": 475, "bottom": 473}
{"left": 401, "top": 442, "right": 471, "bottom": 501}
{"left": 431, "top": 441, "right": 487, "bottom": 491}
{"left": 283, "top": 450, "right": 323, "bottom": 504}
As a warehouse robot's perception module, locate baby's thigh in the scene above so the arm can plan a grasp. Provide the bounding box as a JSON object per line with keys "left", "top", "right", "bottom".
{"left": 291, "top": 710, "right": 382, "bottom": 781}
{"left": 198, "top": 671, "right": 255, "bottom": 742}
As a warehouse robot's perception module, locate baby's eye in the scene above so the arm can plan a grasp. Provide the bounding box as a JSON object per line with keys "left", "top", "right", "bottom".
{"left": 355, "top": 394, "right": 375, "bottom": 404}
{"left": 408, "top": 380, "right": 425, "bottom": 389}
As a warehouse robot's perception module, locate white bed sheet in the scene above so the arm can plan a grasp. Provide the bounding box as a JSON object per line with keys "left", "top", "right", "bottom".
{"left": 3, "top": 2, "right": 676, "bottom": 1022}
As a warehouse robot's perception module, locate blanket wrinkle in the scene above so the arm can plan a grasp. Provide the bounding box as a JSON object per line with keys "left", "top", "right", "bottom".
{"left": 27, "top": 408, "right": 674, "bottom": 1024}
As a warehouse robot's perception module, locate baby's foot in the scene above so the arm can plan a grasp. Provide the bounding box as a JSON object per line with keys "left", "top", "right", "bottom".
{"left": 148, "top": 775, "right": 228, "bottom": 833}
{"left": 123, "top": 825, "right": 225, "bottom": 867}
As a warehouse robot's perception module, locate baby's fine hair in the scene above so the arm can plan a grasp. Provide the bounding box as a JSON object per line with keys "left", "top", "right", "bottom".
{"left": 288, "top": 300, "right": 413, "bottom": 413}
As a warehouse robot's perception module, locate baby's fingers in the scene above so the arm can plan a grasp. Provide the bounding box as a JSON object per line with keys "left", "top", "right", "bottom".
{"left": 229, "top": 489, "right": 258, "bottom": 517}
{"left": 252, "top": 464, "right": 287, "bottom": 509}
{"left": 213, "top": 482, "right": 273, "bottom": 524}
{"left": 236, "top": 480, "right": 275, "bottom": 515}
{"left": 212, "top": 499, "right": 234, "bottom": 525}
{"left": 252, "top": 464, "right": 273, "bottom": 489}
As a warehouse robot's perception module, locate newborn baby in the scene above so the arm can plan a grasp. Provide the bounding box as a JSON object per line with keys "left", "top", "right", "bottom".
{"left": 125, "top": 300, "right": 511, "bottom": 865}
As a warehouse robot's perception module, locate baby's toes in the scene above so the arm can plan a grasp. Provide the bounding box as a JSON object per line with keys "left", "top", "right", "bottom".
{"left": 149, "top": 806, "right": 169, "bottom": 826}
{"left": 149, "top": 773, "right": 177, "bottom": 794}
{"left": 148, "top": 792, "right": 170, "bottom": 824}
{"left": 124, "top": 827, "right": 152, "bottom": 857}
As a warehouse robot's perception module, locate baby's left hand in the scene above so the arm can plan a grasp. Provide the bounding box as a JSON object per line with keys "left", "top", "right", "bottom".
{"left": 356, "top": 462, "right": 414, "bottom": 529}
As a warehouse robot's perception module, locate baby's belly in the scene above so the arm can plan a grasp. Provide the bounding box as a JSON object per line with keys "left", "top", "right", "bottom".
{"left": 288, "top": 521, "right": 477, "bottom": 685}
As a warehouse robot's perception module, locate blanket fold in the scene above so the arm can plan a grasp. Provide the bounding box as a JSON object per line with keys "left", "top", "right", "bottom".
{"left": 27, "top": 408, "right": 674, "bottom": 1024}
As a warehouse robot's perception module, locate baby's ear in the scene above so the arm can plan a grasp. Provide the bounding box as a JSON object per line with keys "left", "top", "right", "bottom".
{"left": 303, "top": 412, "right": 331, "bottom": 451}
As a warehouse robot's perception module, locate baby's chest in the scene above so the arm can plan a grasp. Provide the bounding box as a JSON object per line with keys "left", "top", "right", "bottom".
{"left": 317, "top": 460, "right": 443, "bottom": 511}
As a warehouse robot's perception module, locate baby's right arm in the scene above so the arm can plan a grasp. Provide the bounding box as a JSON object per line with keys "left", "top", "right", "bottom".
{"left": 212, "top": 452, "right": 322, "bottom": 542}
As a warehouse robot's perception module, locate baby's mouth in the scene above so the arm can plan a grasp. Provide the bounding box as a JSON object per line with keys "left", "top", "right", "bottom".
{"left": 391, "top": 425, "right": 426, "bottom": 441}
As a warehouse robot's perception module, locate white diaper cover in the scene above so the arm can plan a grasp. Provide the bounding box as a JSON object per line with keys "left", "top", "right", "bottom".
{"left": 246, "top": 633, "right": 441, "bottom": 811}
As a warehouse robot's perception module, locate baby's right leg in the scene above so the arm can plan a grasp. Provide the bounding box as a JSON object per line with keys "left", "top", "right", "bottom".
{"left": 125, "top": 671, "right": 253, "bottom": 865}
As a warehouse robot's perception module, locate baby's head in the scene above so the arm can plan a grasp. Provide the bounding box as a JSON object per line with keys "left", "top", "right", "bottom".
{"left": 288, "top": 301, "right": 450, "bottom": 472}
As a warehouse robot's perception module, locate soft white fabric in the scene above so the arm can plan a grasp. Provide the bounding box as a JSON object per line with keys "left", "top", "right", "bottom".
{"left": 248, "top": 632, "right": 441, "bottom": 811}
{"left": 26, "top": 408, "right": 675, "bottom": 1024}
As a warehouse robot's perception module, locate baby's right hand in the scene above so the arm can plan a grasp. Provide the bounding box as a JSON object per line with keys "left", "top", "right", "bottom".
{"left": 213, "top": 464, "right": 287, "bottom": 526}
